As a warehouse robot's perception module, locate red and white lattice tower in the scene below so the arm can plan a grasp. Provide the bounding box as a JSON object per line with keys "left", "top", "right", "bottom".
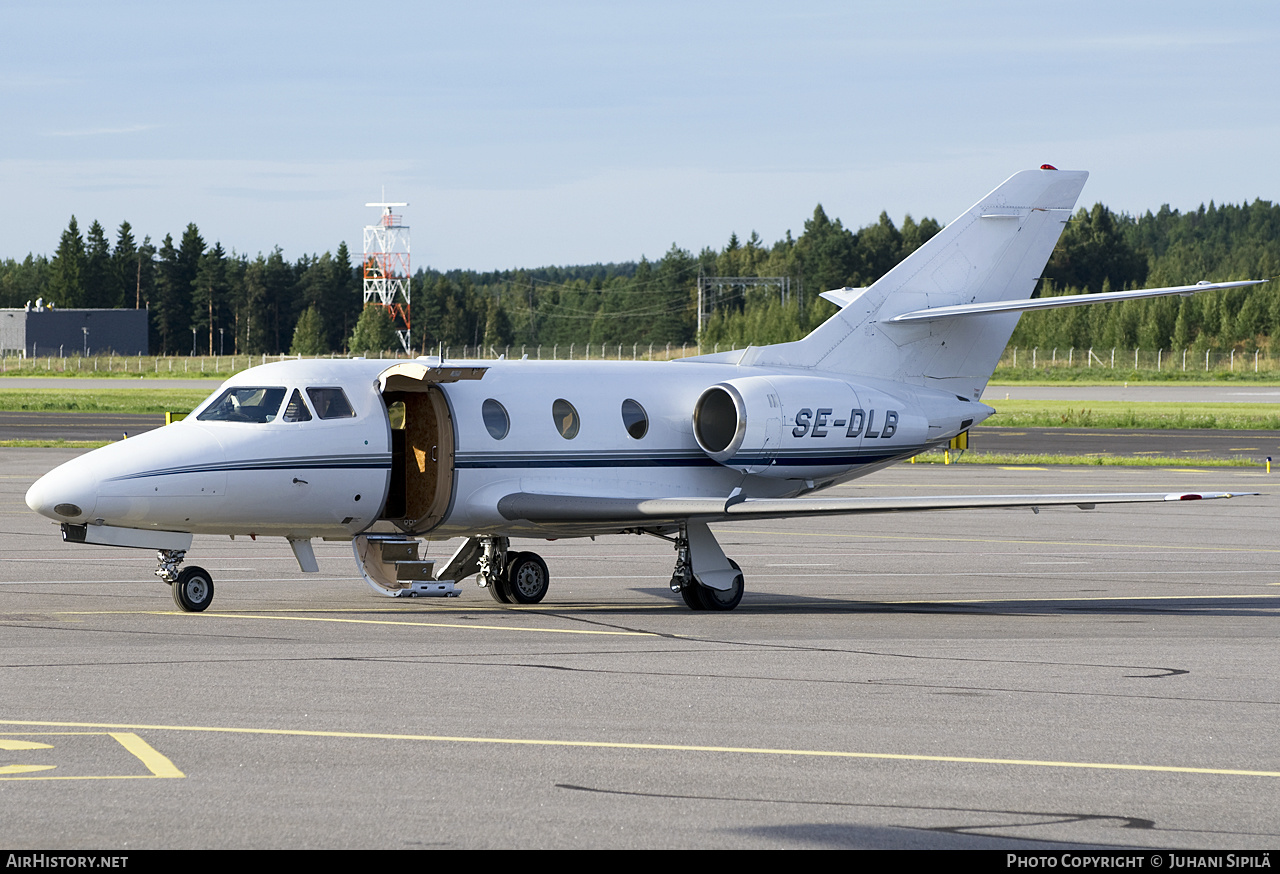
{"left": 362, "top": 200, "right": 411, "bottom": 353}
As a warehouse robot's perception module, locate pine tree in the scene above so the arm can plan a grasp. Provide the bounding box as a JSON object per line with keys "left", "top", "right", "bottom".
{"left": 290, "top": 305, "right": 328, "bottom": 355}
{"left": 191, "top": 243, "right": 228, "bottom": 354}
{"left": 349, "top": 304, "right": 398, "bottom": 354}
{"left": 113, "top": 222, "right": 139, "bottom": 309}
{"left": 49, "top": 216, "right": 86, "bottom": 307}
{"left": 83, "top": 220, "right": 112, "bottom": 308}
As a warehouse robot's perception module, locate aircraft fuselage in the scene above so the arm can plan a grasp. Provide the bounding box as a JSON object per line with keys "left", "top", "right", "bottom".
{"left": 26, "top": 356, "right": 987, "bottom": 542}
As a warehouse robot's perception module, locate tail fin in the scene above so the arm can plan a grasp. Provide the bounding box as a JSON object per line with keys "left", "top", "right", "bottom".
{"left": 749, "top": 167, "right": 1088, "bottom": 399}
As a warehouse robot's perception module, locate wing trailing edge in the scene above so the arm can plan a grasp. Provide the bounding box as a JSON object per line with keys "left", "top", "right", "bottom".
{"left": 496, "top": 490, "right": 1256, "bottom": 525}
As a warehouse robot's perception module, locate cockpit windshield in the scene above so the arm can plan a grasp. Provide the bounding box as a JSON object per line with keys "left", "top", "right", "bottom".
{"left": 196, "top": 387, "right": 287, "bottom": 423}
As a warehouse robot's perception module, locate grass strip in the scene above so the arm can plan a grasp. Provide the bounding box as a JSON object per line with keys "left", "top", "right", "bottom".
{"left": 0, "top": 389, "right": 209, "bottom": 414}
{"left": 991, "top": 366, "right": 1280, "bottom": 384}
{"left": 984, "top": 399, "right": 1280, "bottom": 430}
{"left": 0, "top": 440, "right": 113, "bottom": 449}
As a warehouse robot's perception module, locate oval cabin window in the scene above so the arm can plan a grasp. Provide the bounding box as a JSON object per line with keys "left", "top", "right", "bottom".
{"left": 482, "top": 399, "right": 510, "bottom": 440}
{"left": 621, "top": 399, "right": 648, "bottom": 439}
{"left": 552, "top": 399, "right": 579, "bottom": 439}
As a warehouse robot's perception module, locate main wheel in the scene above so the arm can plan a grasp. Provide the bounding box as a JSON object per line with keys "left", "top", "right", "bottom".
{"left": 487, "top": 570, "right": 513, "bottom": 603}
{"left": 172, "top": 566, "right": 214, "bottom": 612}
{"left": 678, "top": 578, "right": 704, "bottom": 610}
{"left": 696, "top": 560, "right": 743, "bottom": 611}
{"left": 505, "top": 551, "right": 549, "bottom": 604}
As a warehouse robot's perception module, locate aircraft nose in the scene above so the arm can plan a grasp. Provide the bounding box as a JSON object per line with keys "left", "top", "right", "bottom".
{"left": 26, "top": 462, "right": 98, "bottom": 523}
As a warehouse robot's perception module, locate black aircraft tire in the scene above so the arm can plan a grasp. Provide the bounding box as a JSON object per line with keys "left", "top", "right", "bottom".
{"left": 679, "top": 581, "right": 705, "bottom": 610}
{"left": 487, "top": 571, "right": 513, "bottom": 603}
{"left": 505, "top": 551, "right": 550, "bottom": 605}
{"left": 172, "top": 566, "right": 214, "bottom": 612}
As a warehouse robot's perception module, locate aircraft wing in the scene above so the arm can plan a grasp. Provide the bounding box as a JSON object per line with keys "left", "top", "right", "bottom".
{"left": 496, "top": 490, "right": 1255, "bottom": 525}
{"left": 885, "top": 279, "right": 1266, "bottom": 324}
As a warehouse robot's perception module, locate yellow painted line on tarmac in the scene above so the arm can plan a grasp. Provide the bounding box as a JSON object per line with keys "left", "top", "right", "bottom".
{"left": 110, "top": 732, "right": 184, "bottom": 778}
{"left": 0, "top": 739, "right": 52, "bottom": 750}
{"left": 0, "top": 731, "right": 184, "bottom": 781}
{"left": 14, "top": 605, "right": 677, "bottom": 621}
{"left": 999, "top": 466, "right": 1047, "bottom": 470}
{"left": 731, "top": 527, "right": 1280, "bottom": 554}
{"left": 182, "top": 611, "right": 658, "bottom": 636}
{"left": 883, "top": 592, "right": 1280, "bottom": 605}
{"left": 0, "top": 718, "right": 1276, "bottom": 780}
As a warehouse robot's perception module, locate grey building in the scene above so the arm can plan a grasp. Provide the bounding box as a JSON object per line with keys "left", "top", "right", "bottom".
{"left": 0, "top": 306, "right": 149, "bottom": 357}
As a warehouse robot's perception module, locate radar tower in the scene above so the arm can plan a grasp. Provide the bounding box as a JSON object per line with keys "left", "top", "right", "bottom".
{"left": 362, "top": 200, "right": 411, "bottom": 353}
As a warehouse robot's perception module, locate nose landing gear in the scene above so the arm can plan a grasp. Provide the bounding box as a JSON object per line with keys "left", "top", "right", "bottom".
{"left": 156, "top": 549, "right": 215, "bottom": 613}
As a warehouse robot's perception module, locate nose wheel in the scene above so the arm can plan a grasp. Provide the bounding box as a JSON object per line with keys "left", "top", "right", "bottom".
{"left": 155, "top": 550, "right": 214, "bottom": 612}
{"left": 171, "top": 566, "right": 215, "bottom": 612}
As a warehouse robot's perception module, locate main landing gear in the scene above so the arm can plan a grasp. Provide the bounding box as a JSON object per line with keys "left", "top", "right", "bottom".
{"left": 351, "top": 535, "right": 549, "bottom": 604}
{"left": 156, "top": 549, "right": 215, "bottom": 613}
{"left": 476, "top": 536, "right": 551, "bottom": 604}
{"left": 667, "top": 521, "right": 745, "bottom": 612}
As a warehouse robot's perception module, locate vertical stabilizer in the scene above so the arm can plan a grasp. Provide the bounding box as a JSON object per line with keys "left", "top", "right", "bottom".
{"left": 750, "top": 168, "right": 1088, "bottom": 399}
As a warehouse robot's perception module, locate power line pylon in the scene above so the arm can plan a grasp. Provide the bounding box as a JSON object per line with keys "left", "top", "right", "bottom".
{"left": 363, "top": 201, "right": 411, "bottom": 353}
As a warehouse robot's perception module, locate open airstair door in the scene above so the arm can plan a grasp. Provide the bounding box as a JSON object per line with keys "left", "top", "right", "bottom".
{"left": 377, "top": 362, "right": 486, "bottom": 534}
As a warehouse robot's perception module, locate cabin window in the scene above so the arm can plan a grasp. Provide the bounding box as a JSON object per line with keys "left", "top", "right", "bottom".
{"left": 283, "top": 389, "right": 312, "bottom": 422}
{"left": 196, "top": 387, "right": 286, "bottom": 423}
{"left": 307, "top": 387, "right": 356, "bottom": 419}
{"left": 621, "top": 399, "right": 648, "bottom": 439}
{"left": 482, "top": 399, "right": 509, "bottom": 440}
{"left": 552, "top": 398, "right": 580, "bottom": 439}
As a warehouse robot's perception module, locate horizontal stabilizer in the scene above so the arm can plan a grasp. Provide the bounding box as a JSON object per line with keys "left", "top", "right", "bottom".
{"left": 497, "top": 490, "right": 1255, "bottom": 525}
{"left": 819, "top": 287, "right": 868, "bottom": 307}
{"left": 886, "top": 280, "right": 1267, "bottom": 324}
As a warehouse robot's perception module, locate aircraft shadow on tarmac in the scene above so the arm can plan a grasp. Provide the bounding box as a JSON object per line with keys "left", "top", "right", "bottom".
{"left": 627, "top": 587, "right": 1280, "bottom": 618}
{"left": 558, "top": 783, "right": 1197, "bottom": 849}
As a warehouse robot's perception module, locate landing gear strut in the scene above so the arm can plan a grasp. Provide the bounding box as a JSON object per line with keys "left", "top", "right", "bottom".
{"left": 156, "top": 549, "right": 214, "bottom": 613}
{"left": 479, "top": 536, "right": 512, "bottom": 602}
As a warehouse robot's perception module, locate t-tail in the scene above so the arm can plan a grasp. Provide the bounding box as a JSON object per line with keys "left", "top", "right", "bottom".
{"left": 735, "top": 166, "right": 1265, "bottom": 400}
{"left": 743, "top": 166, "right": 1089, "bottom": 400}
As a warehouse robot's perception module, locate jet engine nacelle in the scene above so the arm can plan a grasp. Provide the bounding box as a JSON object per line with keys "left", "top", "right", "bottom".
{"left": 694, "top": 375, "right": 865, "bottom": 477}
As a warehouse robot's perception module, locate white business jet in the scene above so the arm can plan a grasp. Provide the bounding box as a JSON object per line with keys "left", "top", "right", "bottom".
{"left": 25, "top": 167, "right": 1263, "bottom": 612}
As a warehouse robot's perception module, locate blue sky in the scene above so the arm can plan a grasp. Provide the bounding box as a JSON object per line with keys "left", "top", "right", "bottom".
{"left": 3, "top": 1, "right": 1277, "bottom": 270}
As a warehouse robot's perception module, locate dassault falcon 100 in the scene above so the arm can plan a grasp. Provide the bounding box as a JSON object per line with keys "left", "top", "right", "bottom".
{"left": 25, "top": 167, "right": 1263, "bottom": 612}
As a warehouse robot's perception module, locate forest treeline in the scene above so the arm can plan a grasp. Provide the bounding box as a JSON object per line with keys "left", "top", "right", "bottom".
{"left": 1, "top": 196, "right": 1276, "bottom": 357}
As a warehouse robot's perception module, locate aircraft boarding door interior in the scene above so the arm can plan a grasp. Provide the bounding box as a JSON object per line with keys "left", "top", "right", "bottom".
{"left": 377, "top": 362, "right": 487, "bottom": 534}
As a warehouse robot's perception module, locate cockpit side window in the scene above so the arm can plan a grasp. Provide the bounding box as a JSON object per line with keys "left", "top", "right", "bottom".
{"left": 196, "top": 387, "right": 286, "bottom": 423}
{"left": 283, "top": 389, "right": 313, "bottom": 423}
{"left": 307, "top": 387, "right": 357, "bottom": 420}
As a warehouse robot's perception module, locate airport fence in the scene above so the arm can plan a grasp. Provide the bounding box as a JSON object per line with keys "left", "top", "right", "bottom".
{"left": 996, "top": 346, "right": 1280, "bottom": 377}
{"left": 6, "top": 344, "right": 1279, "bottom": 378}
{"left": 0, "top": 342, "right": 712, "bottom": 378}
